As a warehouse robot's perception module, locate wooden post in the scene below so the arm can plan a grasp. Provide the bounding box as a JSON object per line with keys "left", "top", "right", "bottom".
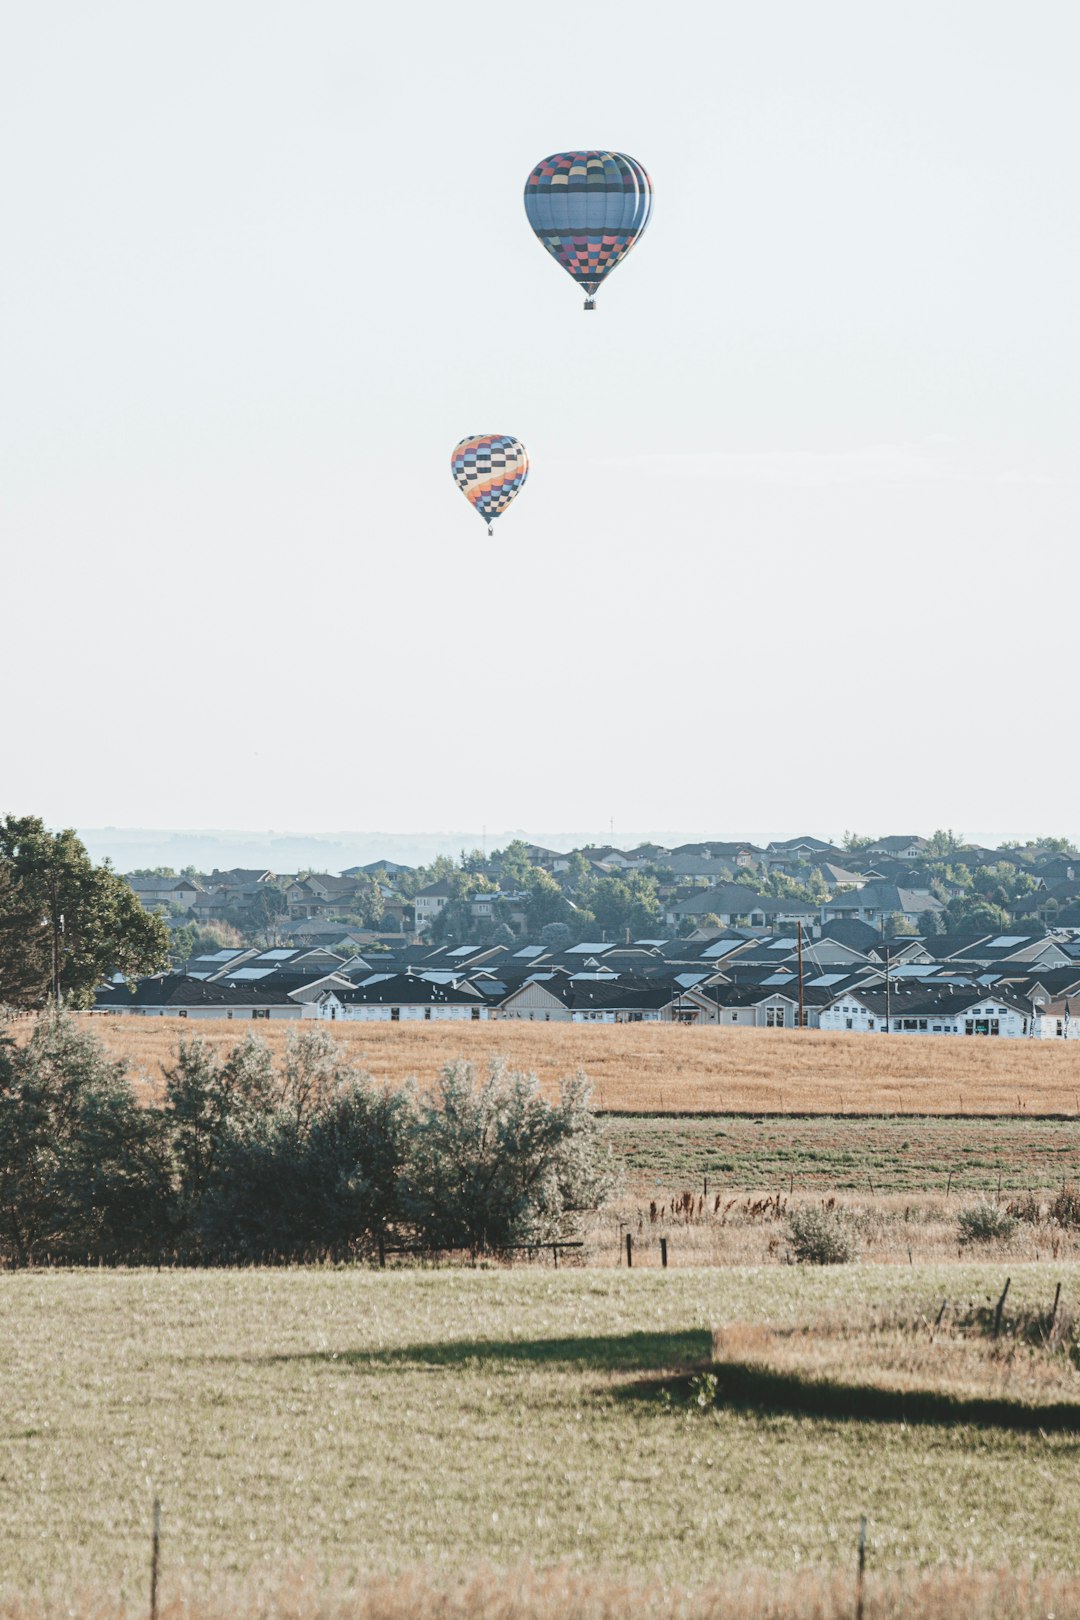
{"left": 660, "top": 1237, "right": 668, "bottom": 1269}
{"left": 377, "top": 1230, "right": 386, "bottom": 1269}
{"left": 1049, "top": 1281, "right": 1062, "bottom": 1336}
{"left": 935, "top": 1298, "right": 948, "bottom": 1327}
{"left": 552, "top": 1244, "right": 558, "bottom": 1269}
{"left": 625, "top": 1232, "right": 633, "bottom": 1268}
{"left": 703, "top": 1175, "right": 708, "bottom": 1198}
{"left": 994, "top": 1277, "right": 1011, "bottom": 1338}
{"left": 854, "top": 1515, "right": 867, "bottom": 1620}
{"left": 945, "top": 1169, "right": 953, "bottom": 1199}
{"left": 150, "top": 1497, "right": 161, "bottom": 1620}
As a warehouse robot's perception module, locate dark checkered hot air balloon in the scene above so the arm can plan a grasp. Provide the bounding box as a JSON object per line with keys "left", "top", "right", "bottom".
{"left": 524, "top": 151, "right": 653, "bottom": 310}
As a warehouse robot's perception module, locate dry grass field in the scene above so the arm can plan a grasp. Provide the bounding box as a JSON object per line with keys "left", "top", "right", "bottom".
{"left": 4, "top": 1265, "right": 1080, "bottom": 1601}
{"left": 6, "top": 1566, "right": 1080, "bottom": 1620}
{"left": 76, "top": 1016, "right": 1080, "bottom": 1115}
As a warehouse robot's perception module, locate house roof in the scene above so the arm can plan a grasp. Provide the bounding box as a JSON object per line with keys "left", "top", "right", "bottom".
{"left": 95, "top": 975, "right": 294, "bottom": 1010}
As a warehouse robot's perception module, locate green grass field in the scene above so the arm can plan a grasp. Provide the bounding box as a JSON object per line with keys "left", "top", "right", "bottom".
{"left": 608, "top": 1114, "right": 1080, "bottom": 1193}
{"left": 4, "top": 1265, "right": 1080, "bottom": 1600}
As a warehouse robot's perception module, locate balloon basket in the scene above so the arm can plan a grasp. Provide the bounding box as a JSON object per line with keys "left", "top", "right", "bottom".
{"left": 583, "top": 298, "right": 596, "bottom": 311}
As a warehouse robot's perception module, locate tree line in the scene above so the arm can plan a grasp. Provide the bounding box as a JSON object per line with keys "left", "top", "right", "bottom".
{"left": 0, "top": 1018, "right": 617, "bottom": 1267}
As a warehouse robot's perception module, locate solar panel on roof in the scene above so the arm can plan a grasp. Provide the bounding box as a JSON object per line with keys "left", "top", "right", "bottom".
{"left": 807, "top": 973, "right": 846, "bottom": 986}
{"left": 567, "top": 943, "right": 610, "bottom": 954}
{"left": 448, "top": 946, "right": 477, "bottom": 957}
{"left": 514, "top": 946, "right": 546, "bottom": 958}
{"left": 676, "top": 973, "right": 708, "bottom": 987}
{"left": 769, "top": 938, "right": 797, "bottom": 950}
{"left": 228, "top": 967, "right": 275, "bottom": 980}
{"left": 260, "top": 949, "right": 296, "bottom": 960}
{"left": 987, "top": 936, "right": 1026, "bottom": 948}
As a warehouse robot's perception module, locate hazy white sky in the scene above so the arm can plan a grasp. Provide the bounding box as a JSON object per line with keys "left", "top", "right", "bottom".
{"left": 3, "top": 1, "right": 1078, "bottom": 847}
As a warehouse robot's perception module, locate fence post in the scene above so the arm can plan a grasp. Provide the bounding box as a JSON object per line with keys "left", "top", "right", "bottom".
{"left": 552, "top": 1244, "right": 558, "bottom": 1269}
{"left": 660, "top": 1237, "right": 668, "bottom": 1269}
{"left": 150, "top": 1497, "right": 161, "bottom": 1620}
{"left": 378, "top": 1230, "right": 386, "bottom": 1269}
{"left": 854, "top": 1515, "right": 867, "bottom": 1620}
{"left": 993, "top": 1277, "right": 1011, "bottom": 1338}
{"left": 1049, "top": 1281, "right": 1062, "bottom": 1336}
{"left": 626, "top": 1232, "right": 633, "bottom": 1268}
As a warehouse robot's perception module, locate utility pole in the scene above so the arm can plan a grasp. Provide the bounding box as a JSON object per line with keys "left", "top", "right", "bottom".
{"left": 883, "top": 944, "right": 891, "bottom": 1034}
{"left": 796, "top": 920, "right": 805, "bottom": 1029}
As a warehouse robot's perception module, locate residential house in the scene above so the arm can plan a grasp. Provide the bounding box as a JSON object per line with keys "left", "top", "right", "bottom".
{"left": 414, "top": 879, "right": 455, "bottom": 933}
{"left": 820, "top": 882, "right": 945, "bottom": 932}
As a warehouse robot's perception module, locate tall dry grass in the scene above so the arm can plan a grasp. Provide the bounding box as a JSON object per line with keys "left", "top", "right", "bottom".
{"left": 584, "top": 1188, "right": 1080, "bottom": 1269}
{"left": 73, "top": 1017, "right": 1080, "bottom": 1116}
{"left": 5, "top": 1565, "right": 1080, "bottom": 1620}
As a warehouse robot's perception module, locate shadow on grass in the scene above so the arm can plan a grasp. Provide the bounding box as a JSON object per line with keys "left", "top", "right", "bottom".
{"left": 253, "top": 1329, "right": 712, "bottom": 1374}
{"left": 628, "top": 1361, "right": 1080, "bottom": 1434}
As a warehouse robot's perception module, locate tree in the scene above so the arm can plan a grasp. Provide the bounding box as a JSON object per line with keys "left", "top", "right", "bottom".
{"left": 402, "top": 1059, "right": 619, "bottom": 1256}
{"left": 944, "top": 894, "right": 1010, "bottom": 934}
{"left": 525, "top": 873, "right": 574, "bottom": 934}
{"left": 0, "top": 1015, "right": 172, "bottom": 1264}
{"left": 163, "top": 1027, "right": 409, "bottom": 1261}
{"left": 886, "top": 913, "right": 917, "bottom": 936}
{"left": 0, "top": 816, "right": 169, "bottom": 1009}
{"left": 581, "top": 872, "right": 660, "bottom": 940}
{"left": 917, "top": 909, "right": 945, "bottom": 936}
{"left": 246, "top": 883, "right": 289, "bottom": 939}
{"left": 927, "top": 829, "right": 968, "bottom": 857}
{"left": 540, "top": 921, "right": 571, "bottom": 950}
{"left": 842, "top": 832, "right": 876, "bottom": 851}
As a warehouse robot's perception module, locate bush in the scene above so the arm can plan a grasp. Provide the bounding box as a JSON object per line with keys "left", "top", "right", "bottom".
{"left": 165, "top": 1026, "right": 408, "bottom": 1262}
{"left": 0, "top": 1018, "right": 620, "bottom": 1266}
{"left": 958, "top": 1200, "right": 1017, "bottom": 1245}
{"left": 787, "top": 1204, "right": 859, "bottom": 1265}
{"left": 0, "top": 1015, "right": 172, "bottom": 1263}
{"left": 1050, "top": 1185, "right": 1080, "bottom": 1229}
{"left": 402, "top": 1058, "right": 620, "bottom": 1256}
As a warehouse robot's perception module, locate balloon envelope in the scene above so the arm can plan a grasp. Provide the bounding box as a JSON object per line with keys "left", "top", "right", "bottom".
{"left": 451, "top": 435, "right": 529, "bottom": 534}
{"left": 524, "top": 151, "right": 652, "bottom": 306}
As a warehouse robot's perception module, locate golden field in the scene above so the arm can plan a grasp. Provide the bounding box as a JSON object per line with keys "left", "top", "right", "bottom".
{"left": 76, "top": 1015, "right": 1080, "bottom": 1115}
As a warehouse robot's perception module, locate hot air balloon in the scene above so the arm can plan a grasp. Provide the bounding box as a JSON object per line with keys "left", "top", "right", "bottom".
{"left": 451, "top": 434, "right": 529, "bottom": 535}
{"left": 524, "top": 151, "right": 652, "bottom": 310}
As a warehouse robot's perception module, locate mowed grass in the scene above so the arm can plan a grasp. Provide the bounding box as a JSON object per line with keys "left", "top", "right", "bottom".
{"left": 609, "top": 1115, "right": 1080, "bottom": 1193}
{"left": 77, "top": 1016, "right": 1080, "bottom": 1116}
{"left": 4, "top": 1266, "right": 1080, "bottom": 1598}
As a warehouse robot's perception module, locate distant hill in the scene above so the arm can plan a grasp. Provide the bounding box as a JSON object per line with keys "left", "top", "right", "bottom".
{"left": 78, "top": 827, "right": 683, "bottom": 872}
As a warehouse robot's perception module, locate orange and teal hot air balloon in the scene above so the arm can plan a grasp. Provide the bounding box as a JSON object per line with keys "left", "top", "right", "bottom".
{"left": 451, "top": 434, "right": 529, "bottom": 536}
{"left": 524, "top": 151, "right": 653, "bottom": 310}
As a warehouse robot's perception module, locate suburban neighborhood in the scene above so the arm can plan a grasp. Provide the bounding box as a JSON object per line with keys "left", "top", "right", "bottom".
{"left": 100, "top": 832, "right": 1080, "bottom": 1037}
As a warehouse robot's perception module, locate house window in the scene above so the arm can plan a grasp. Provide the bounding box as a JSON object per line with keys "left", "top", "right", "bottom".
{"left": 391, "top": 1007, "right": 400, "bottom": 1021}
{"left": 424, "top": 1008, "right": 431, "bottom": 1020}
{"left": 765, "top": 1007, "right": 785, "bottom": 1028}
{"left": 471, "top": 1007, "right": 481, "bottom": 1021}
{"left": 731, "top": 1012, "right": 738, "bottom": 1021}
{"left": 845, "top": 1017, "right": 853, "bottom": 1030}
{"left": 178, "top": 1010, "right": 188, "bottom": 1019}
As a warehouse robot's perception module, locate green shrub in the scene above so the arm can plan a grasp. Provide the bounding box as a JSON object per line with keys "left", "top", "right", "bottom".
{"left": 787, "top": 1204, "right": 859, "bottom": 1265}
{"left": 958, "top": 1200, "right": 1017, "bottom": 1245}
{"left": 402, "top": 1058, "right": 620, "bottom": 1256}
